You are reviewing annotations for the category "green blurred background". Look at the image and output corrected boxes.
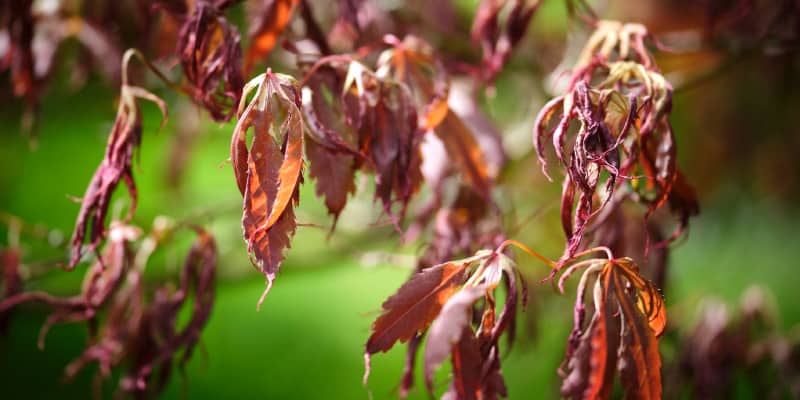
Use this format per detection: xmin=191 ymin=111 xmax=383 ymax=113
xmin=2 ymin=0 xmax=800 ymax=399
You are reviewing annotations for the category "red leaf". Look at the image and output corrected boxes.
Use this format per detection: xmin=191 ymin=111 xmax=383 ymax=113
xmin=450 ymin=325 xmax=482 ymax=400
xmin=69 ymin=82 xmax=167 ymax=270
xmin=559 ymin=259 xmax=665 ymax=400
xmin=366 ymin=260 xmax=471 ymax=355
xmin=232 ymin=71 xmax=304 ymax=302
xmin=362 ymin=84 xmax=423 ymax=220
xmin=611 ymin=262 xmax=662 ymax=399
xmin=305 ymin=137 xmax=355 ymax=225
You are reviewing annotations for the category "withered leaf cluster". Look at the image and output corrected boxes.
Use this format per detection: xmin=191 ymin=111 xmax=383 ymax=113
xmin=528 ymin=21 xmax=691 ymax=399
xmin=533 ymin=21 xmax=699 ymax=267
xmin=0 ymin=221 xmax=218 ymax=397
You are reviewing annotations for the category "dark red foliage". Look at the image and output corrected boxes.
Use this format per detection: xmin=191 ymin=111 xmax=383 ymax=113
xmin=176 ymin=0 xmax=244 ymax=122
xmin=362 ymin=82 xmax=423 ymax=221
xmin=471 ymin=0 xmax=541 ymax=83
xmin=68 ymin=76 xmax=167 ymax=270
xmin=1 ymin=0 xmax=36 ymax=106
xmin=670 ymin=287 xmax=800 ymax=399
xmin=0 ymin=4 xmax=721 ymax=399
xmin=0 ymin=222 xmax=218 ymax=397
xmin=377 ymin=36 xmax=495 ymax=202
xmin=0 ymin=247 xmax=22 ymax=334
xmin=300 ymin=54 xmax=424 ymax=224
xmin=559 ymin=258 xmax=665 ymax=400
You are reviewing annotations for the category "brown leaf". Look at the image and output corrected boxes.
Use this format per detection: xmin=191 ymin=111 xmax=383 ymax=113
xmin=611 ymin=261 xmax=662 ymax=399
xmin=366 ymin=260 xmax=471 ymax=355
xmin=177 ymin=0 xmax=244 ymax=122
xmin=559 ymin=259 xmax=665 ymax=400
xmin=305 ymin=137 xmax=355 ymax=225
xmin=69 ymin=80 xmax=167 ymax=270
xmin=434 ymin=111 xmax=493 ymax=201
xmin=232 ymin=71 xmax=304 ymax=302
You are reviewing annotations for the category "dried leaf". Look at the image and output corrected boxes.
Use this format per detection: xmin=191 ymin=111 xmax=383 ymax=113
xmin=232 ymin=70 xmax=304 ymax=302
xmin=559 ymin=258 xmax=665 ymax=400
xmin=69 ymin=73 xmax=167 ymax=270
xmin=177 ymin=0 xmax=244 ymax=122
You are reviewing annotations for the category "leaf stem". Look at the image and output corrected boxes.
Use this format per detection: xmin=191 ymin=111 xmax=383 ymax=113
xmin=121 ymin=48 xmax=185 ymax=95
xmin=496 ymin=239 xmax=557 ymax=268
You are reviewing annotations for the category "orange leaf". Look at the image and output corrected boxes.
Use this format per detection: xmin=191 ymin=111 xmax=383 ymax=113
xmin=610 ymin=261 xmax=662 ymax=399
xmin=244 ymin=0 xmax=299 ymax=74
xmin=560 ymin=259 xmax=665 ymax=400
xmin=232 ymin=71 xmax=304 ymax=301
xmin=434 ymin=111 xmax=493 ymax=200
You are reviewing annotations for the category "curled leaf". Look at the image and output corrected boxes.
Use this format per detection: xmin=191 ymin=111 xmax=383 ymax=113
xmin=424 ymin=284 xmax=487 ymax=390
xmin=177 ymin=0 xmax=244 ymax=122
xmin=231 ymin=70 xmax=304 ymax=305
xmin=471 ymin=0 xmax=541 ymax=82
xmin=69 ymin=52 xmax=167 ymax=270
xmin=559 ymin=258 xmax=665 ymax=400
